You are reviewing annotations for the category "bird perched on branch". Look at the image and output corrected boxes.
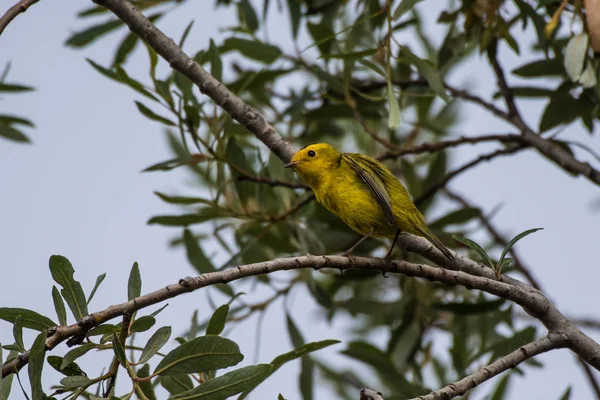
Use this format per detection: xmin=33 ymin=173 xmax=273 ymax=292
xmin=285 ymin=143 xmax=453 ymax=260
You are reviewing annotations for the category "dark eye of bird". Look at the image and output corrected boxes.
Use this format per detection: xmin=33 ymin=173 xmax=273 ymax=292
xmin=308 ymin=150 xmax=316 ymax=157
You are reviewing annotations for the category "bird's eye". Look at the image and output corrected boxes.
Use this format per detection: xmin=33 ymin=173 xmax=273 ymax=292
xmin=308 ymin=150 xmax=316 ymax=157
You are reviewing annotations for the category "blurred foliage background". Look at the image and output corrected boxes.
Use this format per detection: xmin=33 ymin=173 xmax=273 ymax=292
xmin=2 ymin=0 xmax=600 ymax=399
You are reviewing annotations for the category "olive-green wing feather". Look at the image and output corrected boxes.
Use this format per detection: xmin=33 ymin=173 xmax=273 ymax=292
xmin=342 ymin=154 xmax=395 ymax=226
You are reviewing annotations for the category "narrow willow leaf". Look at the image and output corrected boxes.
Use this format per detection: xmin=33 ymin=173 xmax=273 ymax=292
xmin=65 ymin=19 xmax=124 ymax=47
xmin=130 ymin=316 xmax=156 ymax=334
xmin=0 ymin=124 xmax=30 ymax=143
xmin=287 ymin=0 xmax=301 ymax=39
xmin=150 ymin=304 xmax=169 ymax=317
xmin=564 ymin=34 xmax=588 ymax=82
xmin=179 ymin=20 xmax=195 ymax=48
xmin=323 ymin=48 xmax=378 ymax=60
xmin=61 ymin=344 xmax=96 ymax=369
xmin=28 ymin=332 xmax=47 ymax=399
xmin=559 ymin=386 xmax=572 ymax=400
xmin=0 ymin=115 xmax=34 ymax=127
xmin=209 ymin=39 xmax=223 ymax=82
xmin=0 ymin=83 xmax=34 ymax=92
xmin=399 ymin=47 xmax=450 ymax=102
xmin=128 ymin=262 xmax=141 ymax=301
xmin=51 ymin=286 xmax=68 ymax=326
xmin=139 ymin=326 xmax=171 ymax=364
xmin=112 ymin=332 xmax=127 ymax=367
xmin=87 ymin=273 xmax=106 ymax=305
xmin=47 ymin=356 xmax=85 ymax=377
xmin=499 ymin=228 xmax=543 ymax=264
xmin=452 ymin=235 xmax=494 ymax=269
xmin=153 ymin=336 xmax=243 ymax=376
xmin=60 ymin=376 xmax=92 ymax=388
xmin=184 ymin=229 xmax=217 ymax=274
xmin=490 ymin=374 xmax=511 ymax=400
xmin=271 ymin=340 xmax=340 ymax=373
xmin=160 ymin=374 xmax=194 ymax=395
xmin=429 ymin=207 xmax=481 ymax=229
xmin=432 ymin=299 xmax=505 ymax=314
xmin=170 ymin=364 xmax=272 ymax=400
xmin=135 ymin=101 xmax=176 ymax=126
xmin=154 ymin=192 xmax=214 ymax=205
xmin=206 ymin=304 xmax=229 ymax=335
xmin=112 ymin=32 xmax=138 ymax=66
xmin=49 ymin=255 xmax=89 ymax=321
xmin=393 ymin=0 xmax=425 ymax=20
xmin=386 ymin=79 xmax=401 ymax=130
xmin=222 ymin=38 xmax=282 ymax=63
xmin=0 ymin=308 xmax=56 ymax=332
xmin=12 ymin=316 xmax=24 ymax=352
xmin=137 ymin=364 xmax=157 ymax=400
xmin=0 ymin=349 xmax=17 ymax=399
xmin=148 ymin=208 xmax=233 ymax=226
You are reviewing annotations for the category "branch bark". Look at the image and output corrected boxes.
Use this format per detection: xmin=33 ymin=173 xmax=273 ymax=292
xmin=0 ymin=0 xmax=39 ymax=36
xmin=91 ymin=0 xmax=296 ymax=164
xmin=410 ymin=334 xmax=567 ymax=400
xmin=3 ymin=252 xmax=600 ymax=380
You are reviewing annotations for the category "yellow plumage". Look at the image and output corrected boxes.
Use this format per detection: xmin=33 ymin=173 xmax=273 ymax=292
xmin=285 ymin=143 xmax=453 ymax=260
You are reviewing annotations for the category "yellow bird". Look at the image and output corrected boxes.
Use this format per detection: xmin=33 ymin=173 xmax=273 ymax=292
xmin=285 ymin=143 xmax=453 ymax=260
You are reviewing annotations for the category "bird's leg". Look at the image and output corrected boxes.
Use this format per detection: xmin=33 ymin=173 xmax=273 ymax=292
xmin=384 ymin=229 xmax=401 ymax=260
xmin=342 ymin=229 xmax=375 ymax=257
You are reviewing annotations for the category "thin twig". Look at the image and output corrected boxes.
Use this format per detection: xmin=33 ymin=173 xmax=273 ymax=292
xmin=410 ymin=334 xmax=567 ymax=400
xmin=376 ymin=133 xmax=524 ymax=161
xmin=0 ymin=0 xmax=40 ymax=36
xmin=415 ymin=143 xmax=529 ymax=206
xmin=103 ymin=312 xmax=132 ymax=397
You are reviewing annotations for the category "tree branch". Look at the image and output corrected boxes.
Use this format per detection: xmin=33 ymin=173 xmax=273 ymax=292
xmin=410 ymin=334 xmax=567 ymax=400
xmin=91 ymin=0 xmax=296 ymax=163
xmin=376 ymin=133 xmax=524 ymax=161
xmin=4 ymin=251 xmax=600 ymax=377
xmin=0 ymin=0 xmax=39 ymax=36
xmin=360 ymin=388 xmax=385 ymax=400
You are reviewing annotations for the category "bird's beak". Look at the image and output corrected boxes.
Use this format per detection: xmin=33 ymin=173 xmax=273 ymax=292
xmin=284 ymin=161 xmax=299 ymax=168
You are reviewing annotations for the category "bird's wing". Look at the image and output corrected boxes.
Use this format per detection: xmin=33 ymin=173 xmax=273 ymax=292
xmin=342 ymin=154 xmax=395 ymax=226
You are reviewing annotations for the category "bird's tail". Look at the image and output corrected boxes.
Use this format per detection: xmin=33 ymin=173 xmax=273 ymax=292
xmin=413 ymin=225 xmax=454 ymax=260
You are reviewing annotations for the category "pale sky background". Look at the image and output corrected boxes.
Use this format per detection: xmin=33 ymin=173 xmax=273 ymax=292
xmin=1 ymin=1 xmax=600 ymax=399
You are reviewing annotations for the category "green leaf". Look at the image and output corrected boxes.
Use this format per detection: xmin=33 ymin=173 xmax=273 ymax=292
xmin=499 ymin=228 xmax=543 ymax=264
xmin=128 ymin=262 xmax=142 ymax=301
xmin=238 ymin=0 xmax=259 ymax=33
xmin=28 ymin=332 xmax=47 ymax=399
xmin=148 ymin=208 xmax=233 ymax=226
xmin=154 ymin=192 xmax=214 ymax=205
xmin=115 ymin=65 xmax=159 ymax=101
xmin=512 ymin=59 xmax=565 ymax=78
xmin=559 ymin=386 xmax=572 ymax=400
xmin=0 ymin=124 xmax=30 ymax=143
xmin=49 ymin=255 xmax=89 ymax=321
xmin=142 ymin=155 xmax=212 ymax=173
xmin=323 ymin=48 xmax=378 ymax=60
xmin=135 ymin=101 xmax=176 ymax=126
xmin=539 ymin=93 xmax=579 ymax=132
xmin=51 ymin=286 xmax=68 ymax=326
xmin=47 ymin=356 xmax=85 ymax=377
xmin=490 ymin=374 xmax=511 ymax=400
xmin=0 ymin=114 xmax=34 ymax=127
xmin=286 ymin=314 xmax=305 ymax=349
xmin=65 ymin=18 xmax=124 ymax=47
xmin=179 ymin=20 xmax=195 ymax=48
xmin=160 ymin=374 xmax=194 ymax=395
xmin=564 ymin=34 xmax=588 ymax=82
xmin=184 ymin=229 xmax=216 ymax=274
xmin=393 ymin=0 xmax=425 ymax=20
xmin=299 ymin=357 xmax=313 ymax=400
xmin=0 ymin=83 xmax=34 ymax=92
xmin=452 ymin=235 xmax=494 ymax=269
xmin=61 ymin=344 xmax=96 ymax=369
xmin=222 ymin=38 xmax=281 ymax=63
xmin=306 ymin=22 xmax=334 ymax=56
xmin=287 ymin=0 xmax=301 ymax=39
xmin=112 ymin=332 xmax=127 ymax=367
xmin=130 ymin=316 xmax=156 ymax=334
xmin=432 ymin=299 xmax=505 ymax=314
xmin=153 ymin=336 xmax=243 ymax=376
xmin=270 ymin=340 xmax=340 ymax=374
xmin=206 ymin=304 xmax=229 ymax=335
xmin=209 ymin=39 xmax=223 ymax=82
xmin=87 ymin=273 xmax=106 ymax=305
xmin=0 ymin=349 xmax=17 ymax=399
xmin=429 ymin=207 xmax=481 ymax=229
xmin=138 ymin=364 xmax=157 ymax=400
xmin=170 ymin=364 xmax=272 ymax=400
xmin=60 ymin=376 xmax=92 ymax=388
xmin=112 ymin=32 xmax=139 ymax=66
xmin=0 ymin=308 xmax=56 ymax=332
xmin=12 ymin=316 xmax=24 ymax=352
xmin=139 ymin=326 xmax=172 ymax=364
xmin=398 ymin=47 xmax=450 ymax=102
xmin=386 ymin=79 xmax=401 ymax=130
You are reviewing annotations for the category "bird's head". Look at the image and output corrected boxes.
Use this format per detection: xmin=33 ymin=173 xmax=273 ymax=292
xmin=284 ymin=143 xmax=341 ymax=186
